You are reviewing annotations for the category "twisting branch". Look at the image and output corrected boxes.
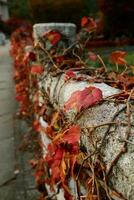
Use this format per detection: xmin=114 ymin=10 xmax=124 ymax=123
xmin=106 ymin=88 xmax=134 ymax=178
xmin=36 ymin=42 xmax=62 ymax=72
xmin=76 ymin=151 xmax=97 ymax=181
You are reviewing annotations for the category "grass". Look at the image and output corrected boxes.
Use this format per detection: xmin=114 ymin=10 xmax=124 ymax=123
xmin=126 ymin=52 xmax=134 ymax=65
xmin=86 ymin=47 xmax=134 ymax=72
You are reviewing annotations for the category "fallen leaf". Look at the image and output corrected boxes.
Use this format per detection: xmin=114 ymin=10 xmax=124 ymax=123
xmin=64 ymin=86 xmax=103 ymax=112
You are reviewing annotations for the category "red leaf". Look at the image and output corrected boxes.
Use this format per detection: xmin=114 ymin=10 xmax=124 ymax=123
xmin=81 ymin=16 xmax=89 ymax=27
xmin=31 ymin=65 xmax=44 ymax=74
xmin=45 ymin=145 xmax=64 ymax=185
xmin=15 ymin=94 xmax=26 ymax=102
xmin=65 ymin=70 xmax=76 ymax=80
xmin=35 ymin=170 xmax=44 ymax=184
xmin=51 ymin=166 xmax=61 ymax=184
xmin=46 ymin=145 xmax=63 ymax=165
xmin=63 ymin=125 xmax=80 ymax=144
xmin=33 ymin=120 xmax=41 ymax=132
xmin=110 ymin=51 xmax=127 ymax=65
xmin=64 ymin=86 xmax=103 ymax=112
xmin=45 ymin=30 xmax=61 ymax=46
xmin=81 ymin=17 xmax=97 ymax=32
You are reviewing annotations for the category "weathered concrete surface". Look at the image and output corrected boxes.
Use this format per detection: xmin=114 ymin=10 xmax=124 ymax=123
xmin=0 ymin=42 xmax=40 ymax=199
xmin=0 ymin=42 xmax=16 ymax=185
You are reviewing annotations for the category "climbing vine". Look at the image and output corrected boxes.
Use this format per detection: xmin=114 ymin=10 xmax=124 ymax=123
xmin=10 ymin=17 xmax=134 ymax=200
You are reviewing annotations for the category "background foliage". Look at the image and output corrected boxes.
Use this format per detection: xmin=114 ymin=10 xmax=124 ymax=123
xmin=8 ymin=0 xmax=30 ymax=19
xmin=98 ymin=0 xmax=134 ymax=38
xmin=27 ymin=0 xmax=94 ymax=28
xmin=8 ymin=0 xmax=134 ymax=38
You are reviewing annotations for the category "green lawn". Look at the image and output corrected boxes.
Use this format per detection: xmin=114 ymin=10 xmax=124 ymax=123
xmin=126 ymin=51 xmax=134 ymax=65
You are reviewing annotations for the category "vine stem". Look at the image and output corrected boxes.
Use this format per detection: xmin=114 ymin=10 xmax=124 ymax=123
xmin=82 ymin=121 xmax=117 ymax=130
xmin=97 ymin=54 xmax=107 ymax=72
xmin=37 ymin=42 xmax=62 ymax=72
xmin=76 ymin=151 xmax=97 ymax=181
xmin=116 ymin=63 xmax=119 ymax=72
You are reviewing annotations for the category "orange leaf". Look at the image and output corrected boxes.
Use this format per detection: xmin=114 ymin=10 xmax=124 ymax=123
xmin=64 ymin=86 xmax=103 ymax=112
xmin=110 ymin=51 xmax=127 ymax=65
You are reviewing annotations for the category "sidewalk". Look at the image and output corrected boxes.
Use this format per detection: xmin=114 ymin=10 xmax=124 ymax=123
xmin=0 ymin=42 xmax=39 ymax=200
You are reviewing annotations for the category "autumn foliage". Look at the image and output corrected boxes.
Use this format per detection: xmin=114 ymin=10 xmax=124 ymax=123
xmin=10 ymin=25 xmax=33 ymax=116
xmin=10 ymin=16 xmax=134 ymax=200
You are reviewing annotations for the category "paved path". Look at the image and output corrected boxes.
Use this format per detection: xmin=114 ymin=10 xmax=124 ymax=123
xmin=0 ymin=42 xmax=39 ymax=200
xmin=0 ymin=42 xmax=16 ymax=186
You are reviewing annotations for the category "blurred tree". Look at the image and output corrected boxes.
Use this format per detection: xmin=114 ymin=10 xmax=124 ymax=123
xmin=98 ymin=0 xmax=134 ymax=39
xmin=28 ymin=0 xmax=98 ymax=28
xmin=8 ymin=0 xmax=30 ymax=20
